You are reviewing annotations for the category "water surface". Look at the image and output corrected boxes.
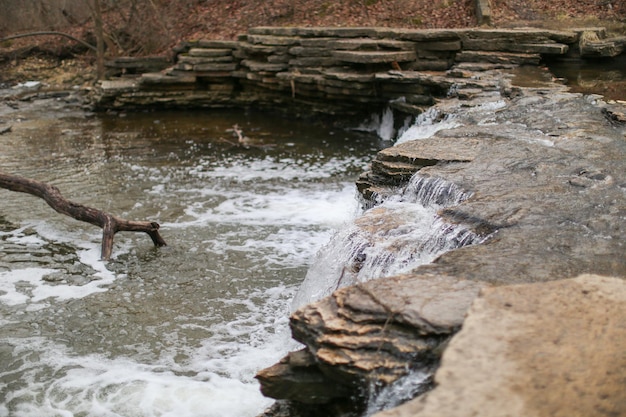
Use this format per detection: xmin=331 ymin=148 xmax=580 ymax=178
xmin=0 ymin=99 xmax=383 ymax=416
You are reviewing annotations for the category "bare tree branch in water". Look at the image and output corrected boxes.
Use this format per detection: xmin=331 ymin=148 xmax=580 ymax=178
xmin=0 ymin=172 xmax=166 ymax=260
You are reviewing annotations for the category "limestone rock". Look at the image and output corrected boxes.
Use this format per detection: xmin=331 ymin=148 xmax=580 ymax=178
xmin=455 ymin=50 xmax=541 ymax=65
xmin=332 ymin=50 xmax=417 ymax=64
xmin=138 ymin=72 xmax=197 ymax=88
xmin=187 ymin=48 xmax=233 ymax=57
xmin=256 ymin=274 xmax=486 ymax=405
xmin=375 ymin=275 xmax=626 ymax=417
xmin=256 ymin=349 xmax=354 ymax=404
xmin=357 ymin=136 xmax=479 ymax=196
xmin=330 ymin=38 xmax=416 ymax=51
xmin=197 ymin=39 xmax=239 ymax=49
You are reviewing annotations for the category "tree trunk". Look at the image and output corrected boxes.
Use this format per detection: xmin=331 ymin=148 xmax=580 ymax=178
xmin=92 ymin=0 xmax=105 ymax=80
xmin=0 ymin=172 xmax=166 ymax=260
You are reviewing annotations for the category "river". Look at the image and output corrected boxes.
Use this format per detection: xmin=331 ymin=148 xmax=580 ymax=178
xmin=1 ymin=55 xmax=624 ymax=416
xmin=0 ymin=95 xmax=384 ymax=417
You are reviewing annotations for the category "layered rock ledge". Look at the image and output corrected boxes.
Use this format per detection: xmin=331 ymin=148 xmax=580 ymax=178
xmin=256 ymin=64 xmax=626 ymax=416
xmin=93 ymin=26 xmax=625 ymax=117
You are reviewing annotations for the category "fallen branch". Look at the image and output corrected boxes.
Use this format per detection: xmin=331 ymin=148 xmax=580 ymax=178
xmin=0 ymin=31 xmax=97 ymax=52
xmin=0 ymin=172 xmax=166 ymax=260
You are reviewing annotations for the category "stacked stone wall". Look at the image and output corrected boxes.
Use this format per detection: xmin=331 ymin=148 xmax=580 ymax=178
xmin=96 ymin=26 xmax=624 ymax=115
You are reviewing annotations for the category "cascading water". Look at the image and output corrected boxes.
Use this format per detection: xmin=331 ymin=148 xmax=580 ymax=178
xmin=355 ymin=106 xmax=398 ymax=142
xmin=363 ymin=369 xmax=433 ymax=417
xmin=291 ymin=173 xmax=482 ymax=309
xmin=395 ymin=107 xmax=460 ymax=145
xmin=292 ymin=102 xmax=487 ymax=310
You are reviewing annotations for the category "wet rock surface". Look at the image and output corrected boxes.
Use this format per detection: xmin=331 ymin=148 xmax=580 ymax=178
xmin=257 ymin=273 xmax=487 ymax=415
xmin=257 ymin=67 xmax=626 ymax=416
xmin=375 ymin=274 xmax=626 ymax=417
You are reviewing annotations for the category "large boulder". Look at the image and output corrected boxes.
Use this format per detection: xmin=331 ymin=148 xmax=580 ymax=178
xmin=375 ymin=274 xmax=626 ymax=417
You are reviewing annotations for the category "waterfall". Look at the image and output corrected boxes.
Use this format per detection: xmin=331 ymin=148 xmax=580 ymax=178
xmin=355 ymin=106 xmax=396 ymax=141
xmin=364 ymin=369 xmax=433 ymax=416
xmin=291 ymin=174 xmax=482 ymax=310
xmin=396 ymin=107 xmax=460 ymax=145
xmin=387 ymin=174 xmax=472 ymax=206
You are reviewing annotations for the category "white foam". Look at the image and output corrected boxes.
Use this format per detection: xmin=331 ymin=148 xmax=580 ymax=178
xmin=3 ymin=283 xmax=299 ymax=417
xmin=207 ymin=228 xmax=336 ymax=269
xmin=2 ymin=338 xmax=272 ymax=417
xmin=167 ymin=182 xmax=359 ymax=229
xmin=396 ymin=108 xmax=461 ymax=144
xmin=187 ymin=155 xmax=368 ymax=182
xmin=0 ymin=268 xmax=58 ymax=306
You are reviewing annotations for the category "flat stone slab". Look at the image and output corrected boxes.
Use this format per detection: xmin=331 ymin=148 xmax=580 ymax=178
xmin=332 ymin=50 xmax=417 ymax=64
xmin=188 ymin=48 xmax=233 ymax=57
xmin=459 ymin=28 xmax=579 ymax=44
xmin=139 ymin=73 xmax=197 ymax=86
xmin=330 ymin=38 xmax=416 ymax=51
xmin=247 ymin=34 xmax=302 ymax=46
xmin=377 ymin=137 xmax=481 ymax=165
xmin=376 ymin=274 xmax=626 ymax=417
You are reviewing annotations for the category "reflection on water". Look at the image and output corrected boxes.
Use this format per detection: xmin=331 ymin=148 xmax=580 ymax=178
xmin=0 ymin=102 xmax=383 ymax=416
xmin=546 ymin=55 xmax=626 ymax=100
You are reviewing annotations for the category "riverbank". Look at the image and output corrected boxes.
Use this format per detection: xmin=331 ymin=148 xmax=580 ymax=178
xmin=1 ymin=0 xmax=625 ymax=91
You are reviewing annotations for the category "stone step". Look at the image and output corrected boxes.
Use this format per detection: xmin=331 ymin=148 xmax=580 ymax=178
xmin=247 ymin=34 xmax=302 ymax=46
xmin=178 ymin=55 xmax=234 ymax=64
xmin=579 ymin=33 xmax=626 ymax=57
xmin=241 ymin=60 xmax=289 ymax=72
xmin=288 ymin=57 xmax=342 ymax=67
xmin=463 ymin=40 xmax=569 ymax=54
xmin=322 ymin=70 xmax=376 ymax=83
xmin=330 ymin=38 xmax=416 ymax=51
xmin=239 ymin=42 xmax=289 ymax=55
xmin=375 ymin=137 xmax=478 ymax=166
xmin=415 ymin=40 xmax=462 ymax=51
xmin=288 ymin=46 xmax=332 ymax=57
xmin=138 ymin=73 xmax=197 ymax=90
xmin=455 ymin=50 xmax=541 ymax=65
xmin=188 ymin=48 xmax=233 ymax=57
xmin=460 ymin=28 xmax=579 ymax=44
xmin=332 ymin=50 xmax=417 ymax=64
xmin=188 ymin=62 xmax=238 ymax=72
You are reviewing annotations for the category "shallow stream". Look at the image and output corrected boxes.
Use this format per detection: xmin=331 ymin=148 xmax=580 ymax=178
xmin=0 ymin=98 xmax=384 ymax=416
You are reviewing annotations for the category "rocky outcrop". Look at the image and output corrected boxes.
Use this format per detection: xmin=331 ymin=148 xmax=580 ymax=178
xmin=257 ymin=274 xmax=487 ymax=415
xmin=256 ymin=66 xmax=626 ymax=416
xmin=579 ymin=30 xmax=626 ymax=57
xmin=375 ymin=274 xmax=626 ymax=417
xmin=357 ymin=136 xmax=480 ymax=199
